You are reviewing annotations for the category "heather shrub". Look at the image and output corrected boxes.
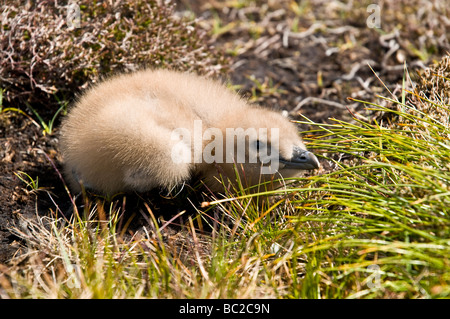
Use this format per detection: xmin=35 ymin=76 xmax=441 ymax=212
xmin=0 ymin=0 xmax=228 ymax=111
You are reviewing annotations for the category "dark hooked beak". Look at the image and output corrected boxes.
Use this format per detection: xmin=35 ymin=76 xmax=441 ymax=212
xmin=280 ymin=146 xmax=320 ymax=170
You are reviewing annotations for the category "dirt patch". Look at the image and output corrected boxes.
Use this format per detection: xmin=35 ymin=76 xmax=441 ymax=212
xmin=0 ymin=114 xmax=51 ymax=261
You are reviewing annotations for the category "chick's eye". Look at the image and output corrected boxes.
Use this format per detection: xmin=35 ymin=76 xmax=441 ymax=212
xmin=255 ymin=140 xmax=264 ymax=151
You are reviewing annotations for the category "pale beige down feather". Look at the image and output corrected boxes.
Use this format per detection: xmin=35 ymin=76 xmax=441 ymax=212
xmin=60 ymin=69 xmax=319 ymax=195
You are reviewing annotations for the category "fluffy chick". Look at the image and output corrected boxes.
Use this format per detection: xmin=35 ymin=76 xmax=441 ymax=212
xmin=60 ymin=69 xmax=319 ymax=195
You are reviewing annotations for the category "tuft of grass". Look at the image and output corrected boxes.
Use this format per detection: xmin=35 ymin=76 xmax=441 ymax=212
xmin=25 ymin=101 xmax=67 ymax=136
xmin=246 ymin=75 xmax=287 ymax=103
xmin=14 ymin=171 xmax=40 ymax=193
xmin=288 ymin=69 xmax=450 ymax=298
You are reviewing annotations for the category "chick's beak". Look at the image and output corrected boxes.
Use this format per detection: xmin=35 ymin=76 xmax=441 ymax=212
xmin=280 ymin=146 xmax=320 ymax=170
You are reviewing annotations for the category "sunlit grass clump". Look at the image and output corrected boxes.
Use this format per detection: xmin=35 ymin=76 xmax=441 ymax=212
xmin=290 ymin=103 xmax=449 ymax=298
xmin=289 ymin=60 xmax=450 ymax=298
xmin=1 ymin=60 xmax=449 ymax=298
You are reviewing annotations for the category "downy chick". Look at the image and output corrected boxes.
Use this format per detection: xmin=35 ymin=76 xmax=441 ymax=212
xmin=60 ymin=69 xmax=319 ymax=195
